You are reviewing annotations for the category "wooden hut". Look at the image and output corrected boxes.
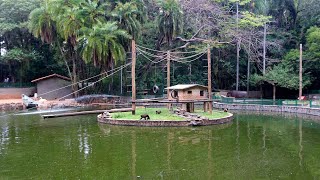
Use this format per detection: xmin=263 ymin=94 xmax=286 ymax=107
xmin=31 ymin=74 xmax=73 ymax=100
xmin=165 ymin=84 xmax=211 ymax=112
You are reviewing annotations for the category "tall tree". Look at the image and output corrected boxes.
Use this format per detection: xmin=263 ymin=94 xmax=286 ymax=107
xmin=111 ymin=1 xmax=144 ymax=40
xmin=157 ymin=0 xmax=183 ymax=48
xmin=78 ymin=22 xmax=130 ymax=69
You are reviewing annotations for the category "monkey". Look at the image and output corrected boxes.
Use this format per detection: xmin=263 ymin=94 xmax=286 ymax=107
xmin=156 ymin=110 xmax=161 ymax=114
xmin=140 ymin=114 xmax=150 ymax=120
xmin=223 ymin=108 xmax=228 ymax=112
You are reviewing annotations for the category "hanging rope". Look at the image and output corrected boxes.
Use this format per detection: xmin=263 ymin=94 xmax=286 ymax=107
xmin=136 ymin=47 xmax=166 ymax=59
xmin=37 ymin=63 xmax=132 ymax=97
xmin=136 ymin=44 xmax=168 ymax=53
xmin=171 ymin=52 xmax=206 ymax=64
xmin=171 ymin=49 xmax=207 ymax=54
xmin=137 ymin=50 xmax=166 ymax=64
xmin=57 ymin=63 xmax=131 ymax=101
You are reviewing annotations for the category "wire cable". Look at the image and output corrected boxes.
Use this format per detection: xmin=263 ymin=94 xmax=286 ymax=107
xmin=136 ymin=47 xmax=166 ymax=59
xmin=170 ymin=51 xmax=206 ymax=61
xmin=171 ymin=52 xmax=205 ymax=63
xmin=37 ymin=63 xmax=130 ymax=97
xmin=138 ymin=51 xmax=167 ymax=64
xmin=57 ymin=63 xmax=131 ymax=101
xmin=171 ymin=49 xmax=207 ymax=54
xmin=136 ymin=44 xmax=168 ymax=53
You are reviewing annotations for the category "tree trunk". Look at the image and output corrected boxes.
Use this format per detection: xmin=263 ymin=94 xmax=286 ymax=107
xmin=247 ymin=38 xmax=251 ymax=92
xmin=263 ymin=0 xmax=267 ymax=75
xmin=57 ymin=41 xmax=72 ymax=80
xmin=72 ymin=52 xmax=78 ymax=98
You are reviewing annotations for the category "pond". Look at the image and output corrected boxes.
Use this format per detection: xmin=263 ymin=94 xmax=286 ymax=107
xmin=1 ymin=111 xmax=320 ymax=179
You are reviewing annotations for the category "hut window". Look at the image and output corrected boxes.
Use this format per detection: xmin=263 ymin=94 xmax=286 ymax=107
xmin=200 ymin=90 xmax=204 ymax=96
xmin=188 ymin=91 xmax=192 ymax=94
xmin=174 ymin=91 xmax=178 ymax=97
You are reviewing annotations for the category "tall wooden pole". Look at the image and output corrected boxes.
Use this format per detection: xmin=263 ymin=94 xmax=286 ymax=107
xmin=167 ymin=51 xmax=171 ymax=109
xmin=273 ymin=83 xmax=276 ymax=104
xmin=120 ymin=68 xmax=123 ymax=95
xmin=208 ymin=46 xmax=212 ymax=113
xmin=299 ymin=44 xmax=303 ymax=99
xmin=236 ymin=1 xmax=240 ymax=91
xmin=131 ymin=40 xmax=136 ymax=115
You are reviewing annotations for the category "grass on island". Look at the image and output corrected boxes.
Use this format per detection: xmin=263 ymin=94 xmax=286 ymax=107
xmin=111 ymin=108 xmax=230 ymax=121
xmin=111 ymin=108 xmax=184 ymax=121
xmin=194 ymin=109 xmax=230 ymax=119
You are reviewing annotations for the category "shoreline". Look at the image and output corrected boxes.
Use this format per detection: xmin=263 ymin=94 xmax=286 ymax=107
xmin=0 ymin=98 xmax=84 ymax=111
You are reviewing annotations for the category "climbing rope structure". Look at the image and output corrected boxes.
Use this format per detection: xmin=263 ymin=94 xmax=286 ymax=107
xmin=127 ymin=40 xmax=212 ymax=114
xmin=20 ymin=40 xmax=212 ymax=115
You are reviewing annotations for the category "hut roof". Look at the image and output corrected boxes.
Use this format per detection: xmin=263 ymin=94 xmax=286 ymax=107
xmin=31 ymin=74 xmax=71 ymax=83
xmin=165 ymin=84 xmax=208 ymax=90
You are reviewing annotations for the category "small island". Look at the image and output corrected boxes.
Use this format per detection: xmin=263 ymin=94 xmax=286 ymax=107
xmin=98 ymin=107 xmax=233 ymax=127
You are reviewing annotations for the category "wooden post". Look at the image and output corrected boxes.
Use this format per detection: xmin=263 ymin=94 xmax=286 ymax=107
xmin=299 ymin=44 xmax=303 ymax=100
xmin=273 ymin=83 xmax=276 ymax=104
xmin=167 ymin=51 xmax=171 ymax=109
xmin=207 ymin=46 xmax=212 ymax=113
xmin=131 ymin=40 xmax=136 ymax=115
xmin=120 ymin=67 xmax=123 ymax=95
xmin=236 ymin=1 xmax=240 ymax=91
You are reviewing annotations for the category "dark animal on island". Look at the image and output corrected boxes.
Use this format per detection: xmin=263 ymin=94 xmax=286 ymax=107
xmin=140 ymin=114 xmax=150 ymax=120
xmin=224 ymin=108 xmax=228 ymax=112
xmin=156 ymin=110 xmax=161 ymax=114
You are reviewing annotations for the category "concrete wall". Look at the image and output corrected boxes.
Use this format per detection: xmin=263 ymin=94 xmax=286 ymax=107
xmin=36 ymin=77 xmax=73 ymax=100
xmin=0 ymin=87 xmax=36 ymax=99
xmin=168 ymin=88 xmax=208 ymax=101
xmin=213 ymin=102 xmax=320 ymax=116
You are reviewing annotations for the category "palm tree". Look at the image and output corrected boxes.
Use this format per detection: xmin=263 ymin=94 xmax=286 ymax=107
xmin=28 ymin=2 xmax=56 ymax=44
xmin=78 ymin=22 xmax=131 ymax=70
xmin=157 ymin=0 xmax=183 ymax=47
xmin=111 ymin=1 xmax=144 ymax=40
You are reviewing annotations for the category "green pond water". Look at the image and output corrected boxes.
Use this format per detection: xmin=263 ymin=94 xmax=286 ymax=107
xmin=1 ymin=112 xmax=320 ymax=179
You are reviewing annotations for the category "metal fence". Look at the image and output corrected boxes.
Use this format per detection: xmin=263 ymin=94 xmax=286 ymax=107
xmin=215 ymin=96 xmax=320 ymax=108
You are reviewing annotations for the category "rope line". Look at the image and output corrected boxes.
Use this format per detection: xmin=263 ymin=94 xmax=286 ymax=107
xmin=170 ymin=51 xmax=206 ymax=61
xmin=137 ymin=44 xmax=207 ymax=55
xmin=57 ymin=63 xmax=131 ymax=101
xmin=138 ymin=51 xmax=167 ymax=64
xmin=171 ymin=53 xmax=205 ymax=63
xmin=38 ymin=63 xmax=131 ymax=97
xmin=136 ymin=44 xmax=168 ymax=53
xmin=136 ymin=47 xmax=166 ymax=59
xmin=170 ymin=49 xmax=207 ymax=54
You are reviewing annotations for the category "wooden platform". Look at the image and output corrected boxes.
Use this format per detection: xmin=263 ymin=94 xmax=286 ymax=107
xmin=42 ymin=108 xmax=133 ymax=119
xmin=133 ymin=99 xmax=213 ymax=103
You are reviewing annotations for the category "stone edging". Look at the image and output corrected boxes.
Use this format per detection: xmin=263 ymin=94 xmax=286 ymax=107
xmin=97 ymin=112 xmax=233 ymax=127
xmin=213 ymin=102 xmax=320 ymax=116
xmin=0 ymin=103 xmax=24 ymax=111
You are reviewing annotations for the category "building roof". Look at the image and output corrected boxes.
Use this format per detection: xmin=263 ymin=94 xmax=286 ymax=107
xmin=31 ymin=74 xmax=71 ymax=83
xmin=165 ymin=84 xmax=208 ymax=90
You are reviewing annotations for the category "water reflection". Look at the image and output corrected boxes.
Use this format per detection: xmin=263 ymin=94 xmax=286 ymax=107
xmin=78 ymin=125 xmax=91 ymax=159
xmin=0 ymin=113 xmax=320 ymax=179
xmin=299 ymin=119 xmax=303 ymax=167
xmin=0 ymin=122 xmax=9 ymax=154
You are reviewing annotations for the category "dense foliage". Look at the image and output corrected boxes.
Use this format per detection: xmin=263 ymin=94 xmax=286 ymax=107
xmin=0 ymin=0 xmax=319 ymax=97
